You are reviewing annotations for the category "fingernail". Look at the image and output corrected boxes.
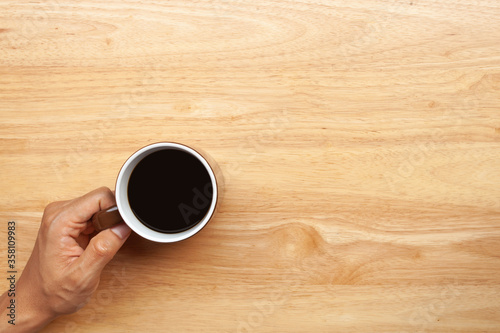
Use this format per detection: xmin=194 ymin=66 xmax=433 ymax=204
xmin=110 ymin=223 xmax=131 ymax=239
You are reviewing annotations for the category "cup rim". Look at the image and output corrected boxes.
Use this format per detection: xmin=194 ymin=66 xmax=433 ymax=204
xmin=115 ymin=142 xmax=218 ymax=242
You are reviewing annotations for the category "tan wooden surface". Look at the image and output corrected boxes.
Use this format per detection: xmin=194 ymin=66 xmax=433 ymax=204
xmin=1 ymin=0 xmax=500 ymax=332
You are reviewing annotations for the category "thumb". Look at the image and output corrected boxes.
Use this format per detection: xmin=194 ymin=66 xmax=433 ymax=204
xmin=78 ymin=223 xmax=131 ymax=276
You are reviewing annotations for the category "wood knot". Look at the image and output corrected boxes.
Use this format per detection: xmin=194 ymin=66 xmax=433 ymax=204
xmin=272 ymin=223 xmax=325 ymax=260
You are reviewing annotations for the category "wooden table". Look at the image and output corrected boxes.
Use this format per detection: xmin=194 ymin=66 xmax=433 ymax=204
xmin=1 ymin=1 xmax=499 ymax=332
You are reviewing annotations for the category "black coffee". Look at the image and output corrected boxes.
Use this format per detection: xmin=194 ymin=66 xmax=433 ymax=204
xmin=127 ymin=149 xmax=213 ymax=233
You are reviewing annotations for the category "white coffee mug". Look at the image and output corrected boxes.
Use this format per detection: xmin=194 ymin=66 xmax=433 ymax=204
xmin=91 ymin=142 xmax=222 ymax=243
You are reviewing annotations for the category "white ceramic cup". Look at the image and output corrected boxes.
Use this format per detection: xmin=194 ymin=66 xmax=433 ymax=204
xmin=91 ymin=142 xmax=221 ymax=243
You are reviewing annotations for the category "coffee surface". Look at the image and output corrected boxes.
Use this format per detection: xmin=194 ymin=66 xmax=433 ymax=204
xmin=127 ymin=149 xmax=213 ymax=233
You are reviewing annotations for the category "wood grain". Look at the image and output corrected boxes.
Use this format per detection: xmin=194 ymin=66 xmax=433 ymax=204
xmin=1 ymin=0 xmax=500 ymax=332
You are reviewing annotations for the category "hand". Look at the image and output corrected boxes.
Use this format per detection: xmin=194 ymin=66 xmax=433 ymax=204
xmin=0 ymin=187 xmax=131 ymax=332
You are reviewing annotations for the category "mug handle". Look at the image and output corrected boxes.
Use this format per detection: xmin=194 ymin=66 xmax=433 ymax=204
xmin=91 ymin=206 xmax=123 ymax=232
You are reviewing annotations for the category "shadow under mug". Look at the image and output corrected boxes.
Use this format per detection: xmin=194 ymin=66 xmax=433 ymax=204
xmin=91 ymin=142 xmax=223 ymax=243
